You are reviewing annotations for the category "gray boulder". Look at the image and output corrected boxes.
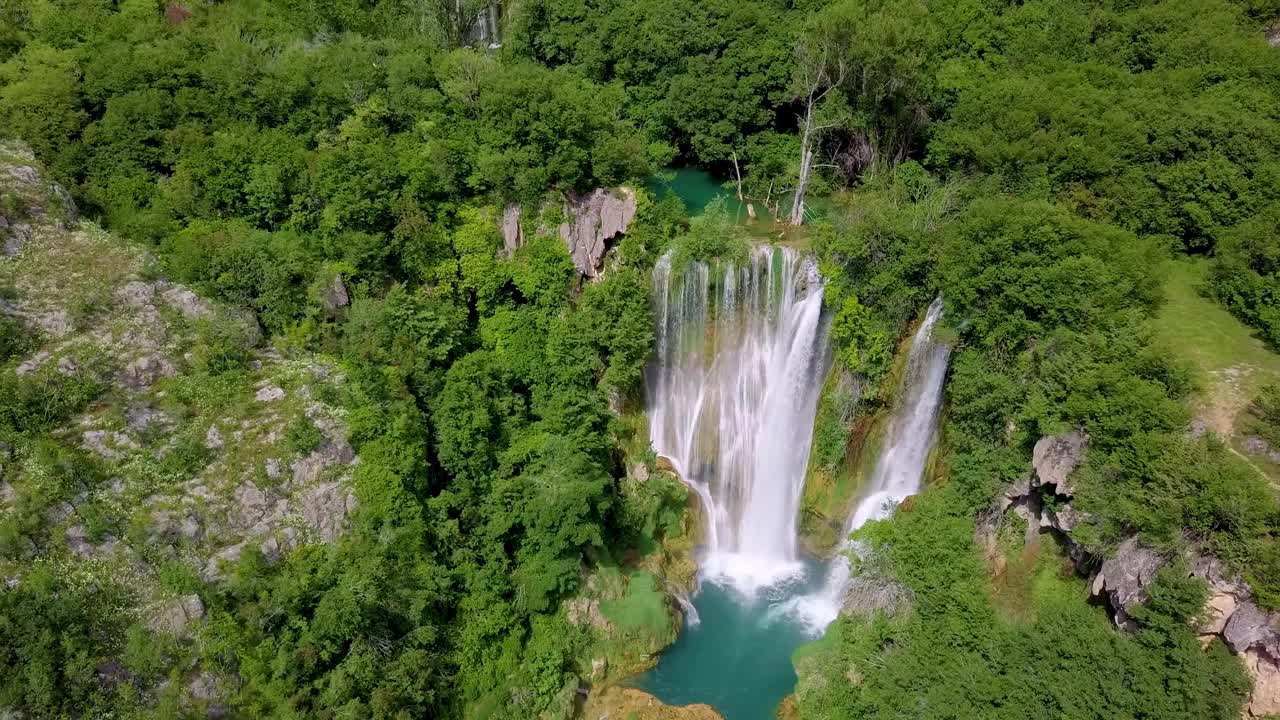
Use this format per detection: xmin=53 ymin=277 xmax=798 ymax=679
xmin=160 ymin=283 xmax=212 ymax=319
xmin=82 ymin=430 xmax=140 ymax=460
xmin=255 ymin=385 xmax=285 ymax=402
xmin=2 ymin=221 xmax=31 ymax=257
xmin=1093 ymin=538 xmax=1164 ymax=627
xmin=202 ymin=542 xmax=245 ymax=582
xmin=1224 ymin=600 xmax=1280 ymax=657
xmin=321 ymin=273 xmax=349 ymax=315
xmin=119 ymin=353 xmax=176 ymax=390
xmin=126 ymin=404 xmax=174 ymax=433
xmin=149 ymin=594 xmax=206 ymax=637
xmin=301 ymin=481 xmax=357 ymax=542
xmin=1032 ymin=431 xmax=1088 ymax=496
xmin=292 ymin=439 xmax=356 ymax=486
xmin=65 ymin=524 xmax=118 ymax=558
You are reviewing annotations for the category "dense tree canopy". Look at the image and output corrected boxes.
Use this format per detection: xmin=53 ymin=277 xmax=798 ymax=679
xmin=3 ymin=0 xmax=1280 ymax=718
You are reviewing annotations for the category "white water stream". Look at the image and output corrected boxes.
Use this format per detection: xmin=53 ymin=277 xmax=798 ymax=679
xmin=647 ymin=246 xmax=830 ymax=596
xmin=787 ymin=296 xmax=951 ymax=632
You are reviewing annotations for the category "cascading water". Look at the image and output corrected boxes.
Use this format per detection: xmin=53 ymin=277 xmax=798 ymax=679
xmin=647 ymin=246 xmax=830 ymax=595
xmin=788 ymin=296 xmax=951 ymax=633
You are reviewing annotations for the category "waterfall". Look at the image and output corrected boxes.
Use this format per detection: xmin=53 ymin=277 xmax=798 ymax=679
xmin=788 ymin=296 xmax=951 ymax=632
xmin=647 ymin=246 xmax=830 ymax=596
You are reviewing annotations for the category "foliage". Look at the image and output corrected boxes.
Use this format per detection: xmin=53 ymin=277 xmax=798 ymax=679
xmin=3 ymin=0 xmax=1280 ymax=716
xmin=284 ymin=415 xmax=325 ymax=456
xmin=1208 ymin=203 xmax=1280 ymax=347
xmin=0 ymin=564 xmax=144 ymax=717
xmin=796 ymin=488 xmax=1251 ymax=720
xmin=0 ymin=366 xmax=103 ymax=437
xmin=668 ymin=196 xmax=748 ymax=272
xmin=814 ymin=165 xmax=952 ymax=387
xmin=1246 ymin=382 xmax=1280 ymax=448
xmin=510 ymin=0 xmax=793 ymax=170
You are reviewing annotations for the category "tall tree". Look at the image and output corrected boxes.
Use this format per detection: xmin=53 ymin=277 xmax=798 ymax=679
xmin=789 ymin=32 xmax=848 ymax=225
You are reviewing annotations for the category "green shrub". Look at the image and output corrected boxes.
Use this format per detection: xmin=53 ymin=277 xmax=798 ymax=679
xmin=284 ymin=415 xmax=324 ymax=456
xmin=0 ymin=315 xmax=32 ymax=363
xmin=0 ymin=367 xmax=102 ymax=435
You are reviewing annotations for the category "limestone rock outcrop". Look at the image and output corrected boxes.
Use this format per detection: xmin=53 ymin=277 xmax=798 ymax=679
xmin=501 ymin=203 xmax=523 ymax=255
xmin=1091 ymin=538 xmax=1165 ymax=629
xmin=560 ymin=188 xmax=637 ymax=278
xmin=499 ymin=187 xmax=638 ymax=278
xmin=580 ymin=687 xmax=723 ymax=720
xmin=1031 ymin=431 xmax=1088 ymax=497
xmin=148 ymin=594 xmax=206 ymax=637
xmin=992 ymin=431 xmax=1090 ymax=544
xmin=1 ymin=140 xmax=363 ymax=716
xmin=985 ymin=429 xmax=1280 ymax=715
xmin=1186 ymin=555 xmax=1280 ymax=716
xmin=320 ymin=273 xmax=349 ymax=316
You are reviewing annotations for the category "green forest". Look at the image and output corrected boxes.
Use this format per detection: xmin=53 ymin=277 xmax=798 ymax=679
xmin=2 ymin=0 xmax=1280 ymax=718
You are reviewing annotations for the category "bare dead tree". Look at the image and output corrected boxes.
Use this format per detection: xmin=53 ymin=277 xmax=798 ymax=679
xmin=790 ymin=36 xmax=849 ymax=226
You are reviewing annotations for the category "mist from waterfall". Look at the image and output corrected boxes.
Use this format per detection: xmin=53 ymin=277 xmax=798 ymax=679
xmin=787 ymin=296 xmax=951 ymax=633
xmin=647 ymin=246 xmax=830 ymax=596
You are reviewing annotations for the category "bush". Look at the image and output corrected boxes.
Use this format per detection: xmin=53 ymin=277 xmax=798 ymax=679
xmin=0 ymin=367 xmax=102 ymax=436
xmin=284 ymin=415 xmax=325 ymax=456
xmin=0 ymin=315 xmax=32 ymax=363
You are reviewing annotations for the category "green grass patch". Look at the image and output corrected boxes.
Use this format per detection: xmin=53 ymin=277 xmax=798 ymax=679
xmin=1153 ymin=258 xmax=1280 ymax=402
xmin=1152 ymin=257 xmax=1280 ymax=484
xmin=601 ymin=571 xmax=670 ymax=634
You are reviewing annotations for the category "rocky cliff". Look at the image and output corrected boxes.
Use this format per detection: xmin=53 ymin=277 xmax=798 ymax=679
xmin=0 ymin=141 xmax=359 ymax=715
xmin=500 ymin=187 xmax=638 ymax=278
xmin=980 ymin=431 xmax=1280 ymax=716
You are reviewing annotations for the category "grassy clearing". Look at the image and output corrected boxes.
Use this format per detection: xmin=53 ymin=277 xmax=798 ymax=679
xmin=1151 ymin=258 xmax=1280 ymax=483
xmin=1153 ymin=258 xmax=1280 ymax=429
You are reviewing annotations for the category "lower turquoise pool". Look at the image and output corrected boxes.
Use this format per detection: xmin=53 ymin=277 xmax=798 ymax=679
xmin=632 ymin=558 xmax=825 ymax=719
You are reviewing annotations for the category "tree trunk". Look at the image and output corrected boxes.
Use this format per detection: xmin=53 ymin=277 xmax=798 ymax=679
xmin=732 ymin=150 xmax=743 ymax=201
xmin=791 ymin=102 xmax=815 ymax=226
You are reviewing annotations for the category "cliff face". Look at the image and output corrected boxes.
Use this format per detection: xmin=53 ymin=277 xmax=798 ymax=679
xmin=0 ymin=142 xmax=358 ymax=715
xmin=500 ymin=187 xmax=638 ymax=278
xmin=981 ymin=431 xmax=1280 ymax=716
